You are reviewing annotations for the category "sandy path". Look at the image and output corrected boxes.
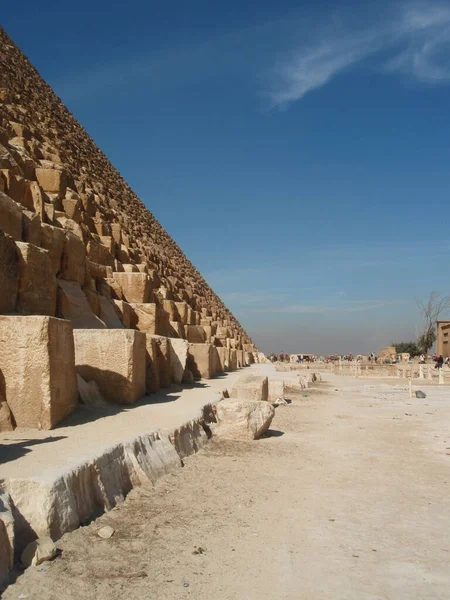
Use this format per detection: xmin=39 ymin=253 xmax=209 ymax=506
xmin=4 ymin=374 xmax=450 ymax=599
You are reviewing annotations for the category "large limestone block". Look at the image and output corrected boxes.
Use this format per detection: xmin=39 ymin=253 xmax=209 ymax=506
xmin=175 ymin=301 xmax=190 ymax=325
xmin=130 ymin=302 xmax=159 ymax=334
xmin=245 ymin=352 xmax=255 ymax=366
xmin=35 ymin=167 xmax=67 ymax=195
xmin=113 ymin=299 xmax=132 ymax=328
xmin=15 ymin=242 xmax=56 ymax=315
xmin=144 ymin=335 xmax=160 ymax=393
xmin=213 ymin=399 xmax=275 ymax=440
xmin=0 ymin=230 xmax=19 ymax=313
xmin=211 ymin=346 xmax=223 ymax=374
xmin=40 ymin=222 xmax=66 ymax=275
xmin=231 ymin=375 xmax=269 ymax=402
xmin=0 ymin=316 xmax=78 ymax=429
xmin=60 ymin=231 xmax=86 ymax=285
xmin=0 ymin=190 xmax=22 ymax=240
xmin=187 ymin=343 xmax=216 ymax=380
xmin=169 ymin=338 xmax=189 ymax=384
xmin=168 ymin=320 xmax=185 ymax=338
xmin=268 ymin=379 xmax=286 ymax=401
xmin=229 ymin=349 xmax=238 ymax=370
xmin=99 ymin=296 xmax=124 ymax=328
xmin=22 ymin=209 xmax=41 ymax=246
xmin=146 ymin=335 xmax=172 ymax=388
xmin=74 ymin=329 xmax=146 ymax=404
xmin=185 ymin=325 xmax=207 ymax=343
xmin=216 ymin=347 xmax=231 ymax=371
xmin=163 ymin=299 xmax=180 ymax=321
xmin=57 ymin=279 xmax=106 ymax=329
xmin=203 ymin=325 xmax=213 ymax=343
xmin=112 ymin=272 xmax=152 ymax=303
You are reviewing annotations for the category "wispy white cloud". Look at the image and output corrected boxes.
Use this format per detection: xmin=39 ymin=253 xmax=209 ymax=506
xmin=258 ymin=299 xmax=403 ymax=314
xmin=267 ymin=2 xmax=450 ymax=108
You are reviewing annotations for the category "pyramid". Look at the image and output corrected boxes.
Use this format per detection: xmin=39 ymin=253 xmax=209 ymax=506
xmin=0 ymin=27 xmax=258 ymax=431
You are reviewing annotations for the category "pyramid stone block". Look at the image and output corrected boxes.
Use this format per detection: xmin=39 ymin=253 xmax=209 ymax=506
xmin=187 ymin=343 xmax=216 ymax=380
xmin=15 ymin=242 xmax=56 ymax=315
xmin=73 ymin=329 xmax=146 ymax=405
xmin=112 ymin=272 xmax=152 ymax=303
xmin=0 ymin=316 xmax=78 ymax=429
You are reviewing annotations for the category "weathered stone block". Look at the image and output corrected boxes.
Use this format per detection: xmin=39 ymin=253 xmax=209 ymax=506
xmin=73 ymin=329 xmax=146 ymax=405
xmin=229 ymin=349 xmax=238 ymax=370
xmin=130 ymin=302 xmax=159 ymax=334
xmin=40 ymin=222 xmax=65 ymax=274
xmin=168 ymin=320 xmax=185 ymax=338
xmin=57 ymin=279 xmax=105 ymax=329
xmin=175 ymin=301 xmax=190 ymax=325
xmin=0 ymin=190 xmax=22 ymax=240
xmin=213 ymin=399 xmax=274 ymax=440
xmin=187 ymin=343 xmax=216 ymax=380
xmin=35 ymin=167 xmax=67 ymax=195
xmin=60 ymin=231 xmax=85 ymax=285
xmin=15 ymin=242 xmax=56 ymax=315
xmin=231 ymin=375 xmax=269 ymax=402
xmin=185 ymin=325 xmax=207 ymax=343
xmin=113 ymin=272 xmax=152 ymax=303
xmin=216 ymin=347 xmax=231 ymax=371
xmin=22 ymin=209 xmax=41 ymax=246
xmin=163 ymin=299 xmax=180 ymax=321
xmin=0 ymin=231 xmax=19 ymax=314
xmin=99 ymin=296 xmax=124 ymax=328
xmin=113 ymin=299 xmax=132 ymax=328
xmin=0 ymin=315 xmax=78 ymax=429
xmin=245 ymin=351 xmax=255 ymax=366
xmin=169 ymin=338 xmax=189 ymax=384
xmin=144 ymin=335 xmax=159 ymax=394
xmin=24 ymin=180 xmax=45 ymax=220
xmin=147 ymin=335 xmax=172 ymax=388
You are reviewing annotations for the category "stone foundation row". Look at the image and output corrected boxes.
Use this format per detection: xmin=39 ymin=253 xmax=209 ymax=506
xmin=0 ymin=315 xmax=260 ymax=432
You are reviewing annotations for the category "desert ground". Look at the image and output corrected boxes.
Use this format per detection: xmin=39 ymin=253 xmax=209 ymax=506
xmin=4 ymin=372 xmax=450 ymax=600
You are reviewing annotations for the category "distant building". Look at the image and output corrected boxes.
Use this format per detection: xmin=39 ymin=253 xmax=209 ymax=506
xmin=436 ymin=321 xmax=450 ymax=358
xmin=379 ymin=346 xmax=397 ymax=363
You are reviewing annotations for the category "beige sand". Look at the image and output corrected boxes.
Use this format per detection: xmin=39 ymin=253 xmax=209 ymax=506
xmin=4 ymin=372 xmax=450 ymax=599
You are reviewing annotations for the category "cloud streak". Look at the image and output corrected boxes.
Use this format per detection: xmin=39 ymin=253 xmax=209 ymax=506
xmin=267 ymin=1 xmax=450 ymax=108
xmin=256 ymin=299 xmax=403 ymax=314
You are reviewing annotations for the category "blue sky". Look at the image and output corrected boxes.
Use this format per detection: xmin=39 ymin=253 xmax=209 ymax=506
xmin=4 ymin=0 xmax=450 ymax=354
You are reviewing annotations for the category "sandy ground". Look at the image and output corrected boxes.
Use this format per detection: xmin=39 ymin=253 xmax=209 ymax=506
xmin=4 ymin=373 xmax=450 ymax=600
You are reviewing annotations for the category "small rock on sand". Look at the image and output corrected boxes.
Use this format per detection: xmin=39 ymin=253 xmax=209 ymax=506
xmin=97 ymin=526 xmax=115 ymax=539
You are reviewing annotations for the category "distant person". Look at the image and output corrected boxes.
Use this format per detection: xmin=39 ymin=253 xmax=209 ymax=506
xmin=436 ymin=355 xmax=444 ymax=369
xmin=445 ymin=356 xmax=449 ymax=366
xmin=419 ymin=354 xmax=425 ymax=364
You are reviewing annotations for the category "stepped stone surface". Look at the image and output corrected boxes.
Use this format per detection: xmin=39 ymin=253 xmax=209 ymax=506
xmin=0 ymin=26 xmax=252 ymax=347
xmin=0 ymin=25 xmax=258 ymax=438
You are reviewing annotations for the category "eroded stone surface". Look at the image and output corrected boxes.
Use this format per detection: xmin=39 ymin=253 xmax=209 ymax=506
xmin=231 ymin=375 xmax=269 ymax=402
xmin=0 ymin=316 xmax=78 ymax=429
xmin=73 ymin=329 xmax=146 ymax=405
xmin=213 ymin=399 xmax=275 ymax=439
